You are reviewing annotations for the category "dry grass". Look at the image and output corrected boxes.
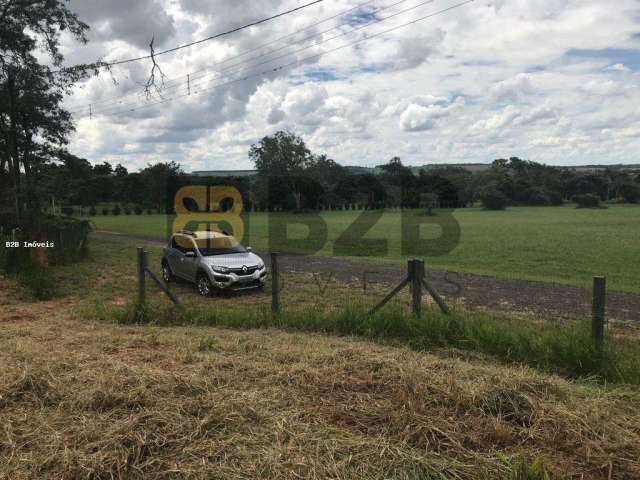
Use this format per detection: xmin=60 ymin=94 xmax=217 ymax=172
xmin=1 ymin=285 xmax=640 ymax=479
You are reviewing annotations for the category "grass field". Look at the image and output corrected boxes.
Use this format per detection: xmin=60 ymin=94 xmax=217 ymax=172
xmin=88 ymin=205 xmax=640 ymax=293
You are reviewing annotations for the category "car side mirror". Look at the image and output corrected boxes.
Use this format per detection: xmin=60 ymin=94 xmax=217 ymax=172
xmin=185 ymin=251 xmax=196 ymax=258
xmin=246 ymin=247 xmax=253 ymax=252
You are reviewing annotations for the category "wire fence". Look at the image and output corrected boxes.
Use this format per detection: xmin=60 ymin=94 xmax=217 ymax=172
xmin=135 ymin=247 xmax=612 ymax=350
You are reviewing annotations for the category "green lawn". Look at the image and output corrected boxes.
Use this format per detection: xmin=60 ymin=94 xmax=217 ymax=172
xmin=88 ymin=205 xmax=640 ymax=293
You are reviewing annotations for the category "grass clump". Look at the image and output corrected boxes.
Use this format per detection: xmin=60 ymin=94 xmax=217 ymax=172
xmin=0 ymin=241 xmax=58 ymax=300
xmin=89 ymin=301 xmax=640 ymax=385
xmin=16 ymin=264 xmax=58 ymax=300
xmin=501 ymin=456 xmax=553 ymax=480
xmin=197 ymin=335 xmax=221 ymax=352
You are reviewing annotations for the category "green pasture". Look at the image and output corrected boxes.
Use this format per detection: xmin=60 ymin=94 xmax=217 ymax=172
xmin=87 ymin=205 xmax=640 ymax=293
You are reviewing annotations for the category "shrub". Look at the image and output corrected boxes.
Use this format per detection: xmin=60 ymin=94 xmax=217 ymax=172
xmin=17 ymin=264 xmax=58 ymax=300
xmin=146 ymin=209 xmax=154 ymax=215
xmin=480 ymin=189 xmax=508 ymax=210
xmin=618 ymin=182 xmax=640 ymax=204
xmin=1 ymin=235 xmax=58 ymax=300
xmin=61 ymin=207 xmax=74 ymax=216
xmin=112 ymin=206 xmax=121 ymax=216
xmin=102 ymin=208 xmax=109 ymax=215
xmin=524 ymin=187 xmax=552 ymax=206
xmin=89 ymin=206 xmax=97 ymax=216
xmin=123 ymin=207 xmax=131 ymax=215
xmin=134 ymin=206 xmax=143 ymax=215
xmin=546 ymin=190 xmax=564 ymax=206
xmin=572 ymin=194 xmax=601 ymax=208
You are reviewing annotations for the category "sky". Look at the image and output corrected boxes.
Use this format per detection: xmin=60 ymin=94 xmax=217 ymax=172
xmin=59 ymin=0 xmax=640 ymax=172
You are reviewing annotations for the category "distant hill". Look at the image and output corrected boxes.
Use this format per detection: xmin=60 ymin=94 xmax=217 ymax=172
xmin=191 ymin=163 xmax=640 ymax=177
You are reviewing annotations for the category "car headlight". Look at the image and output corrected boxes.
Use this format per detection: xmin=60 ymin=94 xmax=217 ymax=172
xmin=257 ymin=260 xmax=265 ymax=269
xmin=212 ymin=265 xmax=230 ymax=274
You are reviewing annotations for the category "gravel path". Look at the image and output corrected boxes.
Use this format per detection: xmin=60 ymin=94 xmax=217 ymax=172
xmin=95 ymin=230 xmax=640 ymax=322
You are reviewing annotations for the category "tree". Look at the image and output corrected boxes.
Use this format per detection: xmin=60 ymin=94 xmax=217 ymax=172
xmin=572 ymin=194 xmax=601 ymax=209
xmin=0 ymin=0 xmax=97 ymax=221
xmin=305 ymin=154 xmax=346 ymax=208
xmin=479 ymin=185 xmax=508 ymax=210
xmin=418 ymin=167 xmax=470 ymax=208
xmin=618 ymin=181 xmax=640 ymax=204
xmin=249 ymin=131 xmax=312 ymax=210
xmin=420 ymin=192 xmax=439 ymax=216
xmin=140 ymin=162 xmax=184 ymax=211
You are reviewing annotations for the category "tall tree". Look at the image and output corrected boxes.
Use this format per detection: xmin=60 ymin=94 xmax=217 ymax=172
xmin=249 ymin=131 xmax=312 ymax=210
xmin=0 ymin=0 xmax=97 ymax=221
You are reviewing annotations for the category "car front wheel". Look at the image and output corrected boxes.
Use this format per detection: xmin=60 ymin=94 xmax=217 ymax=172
xmin=162 ymin=261 xmax=174 ymax=283
xmin=197 ymin=274 xmax=213 ymax=297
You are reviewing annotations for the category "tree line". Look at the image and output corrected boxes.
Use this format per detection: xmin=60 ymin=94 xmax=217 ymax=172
xmin=245 ymin=131 xmax=640 ymax=211
xmin=2 ymin=1 xmax=640 ymax=223
xmin=12 ymin=130 xmax=638 ymax=215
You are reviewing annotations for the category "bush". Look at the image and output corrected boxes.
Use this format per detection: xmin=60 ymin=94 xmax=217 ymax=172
xmin=89 ymin=206 xmax=97 ymax=216
xmin=123 ymin=207 xmax=132 ymax=215
xmin=1 ymin=232 xmax=58 ymax=300
xmin=61 ymin=207 xmax=74 ymax=216
xmin=17 ymin=264 xmax=58 ymax=300
xmin=134 ymin=206 xmax=143 ymax=215
xmin=112 ymin=206 xmax=121 ymax=216
xmin=524 ymin=187 xmax=552 ymax=206
xmin=546 ymin=190 xmax=564 ymax=206
xmin=146 ymin=209 xmax=154 ymax=215
xmin=480 ymin=189 xmax=508 ymax=210
xmin=102 ymin=208 xmax=109 ymax=215
xmin=618 ymin=182 xmax=640 ymax=204
xmin=572 ymin=194 xmax=601 ymax=208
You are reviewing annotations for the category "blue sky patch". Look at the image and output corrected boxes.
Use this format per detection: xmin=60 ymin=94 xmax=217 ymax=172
xmin=304 ymin=69 xmax=340 ymax=82
xmin=343 ymin=7 xmax=378 ymax=27
xmin=565 ymin=48 xmax=640 ymax=70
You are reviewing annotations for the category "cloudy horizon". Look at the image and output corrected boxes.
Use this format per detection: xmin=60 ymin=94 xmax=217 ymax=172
xmin=59 ymin=0 xmax=640 ymax=172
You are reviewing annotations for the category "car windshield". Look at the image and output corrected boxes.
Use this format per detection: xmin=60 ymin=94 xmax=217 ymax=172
xmin=195 ymin=236 xmax=247 ymax=256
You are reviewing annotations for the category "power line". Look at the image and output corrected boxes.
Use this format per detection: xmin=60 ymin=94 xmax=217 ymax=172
xmin=79 ymin=0 xmax=475 ymax=118
xmin=100 ymin=0 xmax=436 ymax=115
xmin=81 ymin=0 xmax=472 ymax=117
xmin=57 ymin=0 xmax=324 ymax=73
xmin=69 ymin=0 xmax=429 ymax=115
xmin=65 ymin=0 xmax=383 ymax=112
xmin=174 ymin=0 xmax=416 ymax=91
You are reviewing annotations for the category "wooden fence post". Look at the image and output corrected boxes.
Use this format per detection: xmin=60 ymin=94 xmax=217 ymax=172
xmin=137 ymin=247 xmax=146 ymax=306
xmin=411 ymin=260 xmax=424 ymax=318
xmin=143 ymin=250 xmax=181 ymax=306
xmin=592 ymin=276 xmax=606 ymax=349
xmin=271 ymin=252 xmax=280 ymax=314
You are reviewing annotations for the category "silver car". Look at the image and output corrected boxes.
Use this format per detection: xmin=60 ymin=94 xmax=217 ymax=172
xmin=161 ymin=230 xmax=267 ymax=296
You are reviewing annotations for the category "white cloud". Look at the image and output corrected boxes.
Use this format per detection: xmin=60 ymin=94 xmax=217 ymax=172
xmin=490 ymin=73 xmax=536 ymax=102
xmin=61 ymin=0 xmax=640 ymax=169
xmin=399 ymin=97 xmax=465 ymax=132
xmin=606 ymin=63 xmax=632 ymax=72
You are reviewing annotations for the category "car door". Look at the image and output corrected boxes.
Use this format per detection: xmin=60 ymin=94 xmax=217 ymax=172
xmin=167 ymin=235 xmax=185 ymax=278
xmin=181 ymin=238 xmax=199 ymax=282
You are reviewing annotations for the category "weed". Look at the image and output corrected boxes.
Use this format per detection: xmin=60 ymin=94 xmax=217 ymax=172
xmin=86 ymin=302 xmax=640 ymax=384
xmin=197 ymin=336 xmax=220 ymax=352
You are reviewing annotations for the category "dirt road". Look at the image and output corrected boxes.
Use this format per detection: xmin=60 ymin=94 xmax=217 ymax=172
xmin=95 ymin=231 xmax=640 ymax=322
